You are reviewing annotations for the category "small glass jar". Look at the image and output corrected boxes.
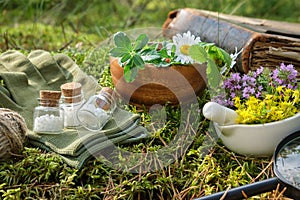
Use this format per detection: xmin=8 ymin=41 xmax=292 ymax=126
xmin=61 ymin=93 xmax=84 ymax=128
xmin=60 ymin=82 xmax=84 ymax=128
xmin=77 ymin=87 xmax=116 ymax=131
xmin=33 ymin=90 xmax=64 ymax=133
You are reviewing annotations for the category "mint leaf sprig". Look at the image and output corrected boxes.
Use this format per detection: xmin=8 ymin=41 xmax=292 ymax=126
xmin=110 ymin=32 xmax=149 ymax=82
xmin=110 ymin=31 xmax=236 ymax=84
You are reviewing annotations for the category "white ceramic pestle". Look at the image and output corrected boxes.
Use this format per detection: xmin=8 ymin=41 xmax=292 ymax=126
xmin=203 ymin=102 xmax=300 ymax=156
xmin=202 ymin=102 xmax=238 ymax=125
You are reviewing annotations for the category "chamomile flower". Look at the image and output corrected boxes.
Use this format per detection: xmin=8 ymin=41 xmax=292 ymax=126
xmin=167 ymin=31 xmax=201 ymax=64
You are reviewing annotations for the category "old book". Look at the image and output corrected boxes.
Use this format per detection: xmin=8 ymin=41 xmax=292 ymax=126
xmin=162 ymin=8 xmax=300 ymax=74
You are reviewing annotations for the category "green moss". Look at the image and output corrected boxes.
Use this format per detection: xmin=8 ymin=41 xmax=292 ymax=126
xmin=0 ymin=1 xmax=296 ymax=199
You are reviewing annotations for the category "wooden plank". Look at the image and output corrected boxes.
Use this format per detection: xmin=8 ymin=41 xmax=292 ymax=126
xmin=162 ymin=8 xmax=300 ymax=75
xmin=196 ymin=10 xmax=300 ymax=39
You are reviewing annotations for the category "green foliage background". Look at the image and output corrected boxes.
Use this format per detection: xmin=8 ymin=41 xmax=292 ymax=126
xmin=1 ymin=0 xmax=299 ymax=51
xmin=0 ymin=0 xmax=299 ymax=199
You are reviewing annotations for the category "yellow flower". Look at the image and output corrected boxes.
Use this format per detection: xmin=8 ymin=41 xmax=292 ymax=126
xmin=180 ymin=45 xmax=190 ymax=55
xmin=292 ymin=90 xmax=300 ymax=104
xmin=276 ymin=86 xmax=283 ymax=93
xmin=234 ymin=97 xmax=241 ymax=107
xmin=234 ymin=88 xmax=299 ymax=124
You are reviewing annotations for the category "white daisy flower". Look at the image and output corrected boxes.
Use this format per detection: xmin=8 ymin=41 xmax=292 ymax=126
xmin=167 ymin=31 xmax=201 ymax=64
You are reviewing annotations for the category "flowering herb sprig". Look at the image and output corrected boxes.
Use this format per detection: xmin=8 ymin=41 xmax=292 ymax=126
xmin=110 ymin=31 xmax=237 ymax=84
xmin=213 ymin=63 xmax=300 ymax=124
xmin=213 ymin=63 xmax=298 ymax=107
xmin=234 ymin=87 xmax=300 ymax=124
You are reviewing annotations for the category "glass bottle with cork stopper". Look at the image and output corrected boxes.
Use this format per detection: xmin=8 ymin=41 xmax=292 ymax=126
xmin=33 ymin=90 xmax=64 ymax=133
xmin=60 ymin=82 xmax=84 ymax=128
xmin=77 ymin=87 xmax=116 ymax=131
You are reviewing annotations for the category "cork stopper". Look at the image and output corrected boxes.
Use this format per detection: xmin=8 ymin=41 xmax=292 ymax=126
xmin=100 ymin=87 xmax=114 ymax=95
xmin=60 ymin=82 xmax=82 ymax=103
xmin=95 ymin=87 xmax=115 ymax=111
xmin=39 ymin=90 xmax=62 ymax=107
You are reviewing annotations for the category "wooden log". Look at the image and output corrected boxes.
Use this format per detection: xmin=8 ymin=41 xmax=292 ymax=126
xmin=162 ymin=8 xmax=300 ymax=75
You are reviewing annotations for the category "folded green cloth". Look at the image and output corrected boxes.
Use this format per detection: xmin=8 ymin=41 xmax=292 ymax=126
xmin=27 ymin=107 xmax=149 ymax=168
xmin=0 ymin=50 xmax=149 ymax=168
xmin=0 ymin=50 xmax=99 ymax=129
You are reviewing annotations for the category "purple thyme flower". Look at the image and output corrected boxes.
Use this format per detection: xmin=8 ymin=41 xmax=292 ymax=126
xmin=271 ymin=63 xmax=298 ymax=89
xmin=212 ymin=63 xmax=298 ymax=109
xmin=254 ymin=66 xmax=264 ymax=77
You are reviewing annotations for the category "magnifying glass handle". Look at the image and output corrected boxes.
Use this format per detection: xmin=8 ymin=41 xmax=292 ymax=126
xmin=194 ymin=177 xmax=279 ymax=200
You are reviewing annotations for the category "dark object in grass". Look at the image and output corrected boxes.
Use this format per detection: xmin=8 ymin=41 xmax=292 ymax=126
xmin=194 ymin=130 xmax=300 ymax=200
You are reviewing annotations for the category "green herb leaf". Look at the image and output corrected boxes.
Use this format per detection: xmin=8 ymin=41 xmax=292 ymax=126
xmin=124 ymin=62 xmax=138 ymax=83
xmin=219 ymin=48 xmax=231 ymax=67
xmin=207 ymin=46 xmax=223 ymax=67
xmin=132 ymin=55 xmax=145 ymax=69
xmin=206 ymin=59 xmax=222 ymax=88
xmin=113 ymin=32 xmax=132 ymax=51
xmin=121 ymin=53 xmax=131 ymax=63
xmin=134 ymin=34 xmax=149 ymax=51
xmin=123 ymin=61 xmax=133 ymax=82
xmin=171 ymin=44 xmax=176 ymax=57
xmin=189 ymin=45 xmax=208 ymax=63
xmin=110 ymin=47 xmax=129 ymax=57
xmin=142 ymin=55 xmax=161 ymax=62
xmin=159 ymin=48 xmax=169 ymax=58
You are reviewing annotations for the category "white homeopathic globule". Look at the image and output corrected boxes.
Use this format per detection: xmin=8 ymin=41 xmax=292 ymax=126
xmin=33 ymin=114 xmax=64 ymax=133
